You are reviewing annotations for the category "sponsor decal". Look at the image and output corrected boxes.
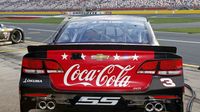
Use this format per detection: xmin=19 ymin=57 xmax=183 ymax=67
xmin=68 ymin=11 xmax=104 ymax=16
xmin=2 ymin=32 xmax=10 ymax=39
xmin=132 ymin=87 xmax=142 ymax=91
xmin=23 ymin=78 xmax=43 ymax=84
xmin=47 ymin=50 xmax=155 ymax=91
xmin=63 ymin=64 xmax=134 ymax=87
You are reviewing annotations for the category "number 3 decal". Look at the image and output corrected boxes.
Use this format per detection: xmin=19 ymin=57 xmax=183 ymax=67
xmin=160 ymin=78 xmax=176 ymax=87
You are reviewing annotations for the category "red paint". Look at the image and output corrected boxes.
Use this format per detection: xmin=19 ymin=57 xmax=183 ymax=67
xmin=153 ymin=95 xmax=179 ymax=99
xmin=23 ymin=93 xmax=48 ymax=97
xmin=47 ymin=50 xmax=155 ymax=92
xmin=22 ymin=58 xmax=43 ymax=69
xmin=159 ymin=59 xmax=182 ymax=70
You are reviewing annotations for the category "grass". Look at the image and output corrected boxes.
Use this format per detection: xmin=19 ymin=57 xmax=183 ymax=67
xmin=0 ymin=18 xmax=64 ymax=24
xmin=155 ymin=27 xmax=200 ymax=34
xmin=1 ymin=17 xmax=200 ymax=25
xmin=149 ymin=18 xmax=200 ymax=24
xmin=1 ymin=17 xmax=199 ymax=34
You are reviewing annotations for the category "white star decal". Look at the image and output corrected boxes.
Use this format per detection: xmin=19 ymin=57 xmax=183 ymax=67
xmin=61 ymin=53 xmax=68 ymax=60
xmin=113 ymin=54 xmax=120 ymax=60
xmin=81 ymin=53 xmax=86 ymax=60
xmin=132 ymin=54 xmax=139 ymax=61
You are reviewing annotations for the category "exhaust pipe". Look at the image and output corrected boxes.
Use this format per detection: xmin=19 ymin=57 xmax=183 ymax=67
xmin=155 ymin=103 xmax=164 ymax=112
xmin=38 ymin=101 xmax=47 ymax=110
xmin=47 ymin=101 xmax=56 ymax=110
xmin=145 ymin=102 xmax=154 ymax=112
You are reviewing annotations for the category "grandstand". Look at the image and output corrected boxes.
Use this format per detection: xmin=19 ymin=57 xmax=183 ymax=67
xmin=0 ymin=0 xmax=199 ymax=11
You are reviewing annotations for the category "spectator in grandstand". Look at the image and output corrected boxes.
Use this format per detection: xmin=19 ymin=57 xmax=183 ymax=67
xmin=0 ymin=0 xmax=199 ymax=11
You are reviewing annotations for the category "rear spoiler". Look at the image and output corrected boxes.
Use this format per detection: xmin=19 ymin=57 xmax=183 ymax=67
xmin=27 ymin=45 xmax=177 ymax=53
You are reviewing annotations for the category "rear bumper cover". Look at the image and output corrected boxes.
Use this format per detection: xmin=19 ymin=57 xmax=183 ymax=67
xmin=20 ymin=75 xmax=184 ymax=95
xmin=20 ymin=75 xmax=184 ymax=112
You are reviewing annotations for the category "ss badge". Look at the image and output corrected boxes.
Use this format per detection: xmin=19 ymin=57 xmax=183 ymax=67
xmin=76 ymin=96 xmax=121 ymax=105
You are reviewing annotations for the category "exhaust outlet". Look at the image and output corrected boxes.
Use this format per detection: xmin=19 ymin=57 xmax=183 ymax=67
xmin=38 ymin=101 xmax=47 ymax=110
xmin=145 ymin=102 xmax=154 ymax=112
xmin=47 ymin=101 xmax=56 ymax=110
xmin=155 ymin=103 xmax=164 ymax=112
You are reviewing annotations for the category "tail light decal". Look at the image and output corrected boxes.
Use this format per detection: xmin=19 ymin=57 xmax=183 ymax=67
xmin=137 ymin=59 xmax=183 ymax=76
xmin=22 ymin=58 xmax=64 ymax=74
xmin=22 ymin=58 xmax=43 ymax=69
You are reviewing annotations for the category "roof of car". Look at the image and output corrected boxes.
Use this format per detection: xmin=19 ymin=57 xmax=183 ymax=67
xmin=64 ymin=15 xmax=147 ymax=22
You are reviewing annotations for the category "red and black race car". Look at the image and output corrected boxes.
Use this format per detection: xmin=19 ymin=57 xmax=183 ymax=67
xmin=19 ymin=15 xmax=184 ymax=112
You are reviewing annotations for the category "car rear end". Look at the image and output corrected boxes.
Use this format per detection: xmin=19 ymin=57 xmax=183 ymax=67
xmin=19 ymin=16 xmax=184 ymax=112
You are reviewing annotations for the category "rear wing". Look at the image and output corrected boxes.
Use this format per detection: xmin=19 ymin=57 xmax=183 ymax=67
xmin=27 ymin=45 xmax=177 ymax=53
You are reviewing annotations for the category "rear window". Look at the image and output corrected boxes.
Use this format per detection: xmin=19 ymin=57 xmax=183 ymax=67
xmin=56 ymin=19 xmax=150 ymax=44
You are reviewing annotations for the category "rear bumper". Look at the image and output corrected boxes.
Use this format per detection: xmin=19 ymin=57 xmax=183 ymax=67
xmin=19 ymin=75 xmax=184 ymax=112
xmin=20 ymin=75 xmax=184 ymax=95
xmin=20 ymin=92 xmax=183 ymax=112
xmin=20 ymin=86 xmax=184 ymax=112
xmin=20 ymin=86 xmax=183 ymax=95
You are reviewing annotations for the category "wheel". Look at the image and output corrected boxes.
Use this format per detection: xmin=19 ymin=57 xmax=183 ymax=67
xmin=10 ymin=29 xmax=23 ymax=44
xmin=164 ymin=98 xmax=184 ymax=112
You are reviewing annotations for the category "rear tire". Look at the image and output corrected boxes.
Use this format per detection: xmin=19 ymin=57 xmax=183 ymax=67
xmin=10 ymin=30 xmax=23 ymax=44
xmin=20 ymin=96 xmax=36 ymax=112
xmin=20 ymin=101 xmax=30 ymax=112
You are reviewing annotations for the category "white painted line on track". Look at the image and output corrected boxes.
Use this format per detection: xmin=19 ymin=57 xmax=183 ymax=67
xmin=1 ymin=22 xmax=58 ymax=25
xmin=155 ymin=31 xmax=188 ymax=35
xmin=0 ymin=41 xmax=12 ymax=45
xmin=183 ymin=64 xmax=200 ymax=68
xmin=155 ymin=31 xmax=200 ymax=35
xmin=157 ymin=39 xmax=200 ymax=44
xmin=28 ymin=28 xmax=56 ymax=32
xmin=26 ymin=37 xmax=32 ymax=39
xmin=0 ymin=48 xmax=26 ymax=53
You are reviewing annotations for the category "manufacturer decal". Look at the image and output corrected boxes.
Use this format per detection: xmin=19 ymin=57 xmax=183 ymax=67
xmin=91 ymin=54 xmax=109 ymax=61
xmin=63 ymin=64 xmax=135 ymax=87
xmin=76 ymin=96 xmax=121 ymax=105
xmin=23 ymin=78 xmax=43 ymax=84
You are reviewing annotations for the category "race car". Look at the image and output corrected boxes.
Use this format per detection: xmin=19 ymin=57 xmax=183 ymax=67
xmin=19 ymin=15 xmax=184 ymax=112
xmin=0 ymin=24 xmax=24 ymax=44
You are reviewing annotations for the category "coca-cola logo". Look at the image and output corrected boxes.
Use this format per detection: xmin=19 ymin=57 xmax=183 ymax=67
xmin=64 ymin=64 xmax=134 ymax=87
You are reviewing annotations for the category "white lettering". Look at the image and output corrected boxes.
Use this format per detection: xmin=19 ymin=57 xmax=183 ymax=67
xmin=63 ymin=64 xmax=134 ymax=87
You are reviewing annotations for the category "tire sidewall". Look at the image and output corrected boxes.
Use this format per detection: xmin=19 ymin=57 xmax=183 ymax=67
xmin=10 ymin=29 xmax=23 ymax=44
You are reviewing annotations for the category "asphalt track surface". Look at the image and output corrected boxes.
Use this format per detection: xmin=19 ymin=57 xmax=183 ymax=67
xmin=3 ymin=22 xmax=200 ymax=66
